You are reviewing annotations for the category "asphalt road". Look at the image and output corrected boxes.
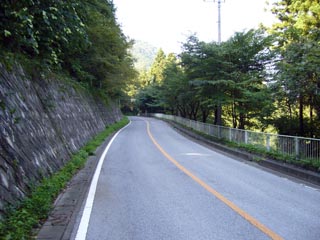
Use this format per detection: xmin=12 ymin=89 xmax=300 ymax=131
xmin=75 ymin=116 xmax=320 ymax=240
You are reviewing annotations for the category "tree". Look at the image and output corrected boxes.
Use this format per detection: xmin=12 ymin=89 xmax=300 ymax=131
xmin=273 ymin=37 xmax=320 ymax=136
xmin=223 ymin=29 xmax=274 ymax=129
xmin=270 ymin=0 xmax=320 ymax=137
xmin=74 ymin=0 xmax=136 ymax=95
xmin=0 ymin=0 xmax=137 ymax=99
xmin=136 ymin=84 xmax=163 ymax=114
xmin=183 ymin=40 xmax=227 ymax=124
xmin=160 ymin=53 xmax=187 ymax=115
xmin=135 ymin=52 xmax=188 ymax=115
xmin=179 ymin=35 xmax=210 ymax=121
xmin=150 ymin=49 xmax=167 ymax=84
xmin=0 ymin=0 xmax=88 ymax=64
xmin=180 ymin=30 xmax=274 ymax=129
xmin=271 ymin=0 xmax=320 ymax=43
xmin=135 ymin=30 xmax=274 ymax=130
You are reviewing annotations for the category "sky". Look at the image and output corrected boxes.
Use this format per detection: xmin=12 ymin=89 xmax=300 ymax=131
xmin=112 ymin=0 xmax=278 ymax=53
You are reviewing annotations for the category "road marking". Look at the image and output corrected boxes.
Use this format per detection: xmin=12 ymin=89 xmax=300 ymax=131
xmin=183 ymin=152 xmax=211 ymax=156
xmin=75 ymin=121 xmax=131 ymax=240
xmin=146 ymin=120 xmax=283 ymax=240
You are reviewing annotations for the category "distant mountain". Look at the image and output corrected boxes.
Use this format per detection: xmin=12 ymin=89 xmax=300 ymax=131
xmin=131 ymin=40 xmax=158 ymax=71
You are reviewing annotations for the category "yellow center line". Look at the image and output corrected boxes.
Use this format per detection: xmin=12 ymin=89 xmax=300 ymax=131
xmin=146 ymin=120 xmax=283 ymax=240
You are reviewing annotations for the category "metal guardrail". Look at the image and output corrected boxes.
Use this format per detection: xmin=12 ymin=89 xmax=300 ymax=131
xmin=153 ymin=113 xmax=320 ymax=163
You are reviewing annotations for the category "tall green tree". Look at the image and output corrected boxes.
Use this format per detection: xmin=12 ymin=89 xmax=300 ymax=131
xmin=74 ymin=0 xmax=136 ymax=95
xmin=223 ymin=29 xmax=274 ymax=129
xmin=135 ymin=52 xmax=187 ymax=115
xmin=179 ymin=35 xmax=210 ymax=121
xmin=150 ymin=49 xmax=167 ymax=84
xmin=271 ymin=0 xmax=320 ymax=137
xmin=272 ymin=36 xmax=320 ymax=136
xmin=180 ymin=30 xmax=273 ymax=129
xmin=161 ymin=53 xmax=188 ymax=116
xmin=183 ymin=40 xmax=228 ymax=123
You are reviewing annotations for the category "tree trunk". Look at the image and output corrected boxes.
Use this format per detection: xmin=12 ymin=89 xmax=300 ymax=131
xmin=216 ymin=104 xmax=222 ymax=125
xmin=214 ymin=107 xmax=218 ymax=125
xmin=232 ymin=102 xmax=237 ymax=128
xmin=177 ymin=105 xmax=186 ymax=118
xmin=202 ymin=109 xmax=209 ymax=123
xmin=239 ymin=112 xmax=245 ymax=129
xmin=189 ymin=102 xmax=199 ymax=120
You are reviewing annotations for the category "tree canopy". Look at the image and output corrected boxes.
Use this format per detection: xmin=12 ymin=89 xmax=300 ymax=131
xmin=136 ymin=30 xmax=274 ymax=130
xmin=270 ymin=0 xmax=320 ymax=137
xmin=133 ymin=0 xmax=320 ymax=137
xmin=0 ymin=0 xmax=137 ymax=97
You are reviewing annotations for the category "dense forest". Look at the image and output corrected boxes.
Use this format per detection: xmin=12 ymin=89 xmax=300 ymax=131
xmin=0 ymin=0 xmax=137 ymax=97
xmin=133 ymin=0 xmax=320 ymax=138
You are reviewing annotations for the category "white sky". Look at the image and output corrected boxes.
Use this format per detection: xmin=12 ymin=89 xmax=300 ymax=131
xmin=113 ymin=0 xmax=278 ymax=53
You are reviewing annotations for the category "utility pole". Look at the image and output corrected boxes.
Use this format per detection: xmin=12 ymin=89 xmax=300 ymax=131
xmin=204 ymin=0 xmax=225 ymax=43
xmin=203 ymin=0 xmax=225 ymax=126
xmin=217 ymin=0 xmax=222 ymax=43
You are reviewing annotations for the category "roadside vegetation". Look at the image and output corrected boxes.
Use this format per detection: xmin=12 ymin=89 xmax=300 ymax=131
xmin=0 ymin=117 xmax=129 ymax=240
xmin=131 ymin=0 xmax=320 ymax=139
xmin=0 ymin=0 xmax=137 ymax=99
xmin=171 ymin=121 xmax=320 ymax=171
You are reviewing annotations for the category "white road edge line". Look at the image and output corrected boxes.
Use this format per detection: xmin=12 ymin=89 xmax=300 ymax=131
xmin=75 ymin=120 xmax=131 ymax=240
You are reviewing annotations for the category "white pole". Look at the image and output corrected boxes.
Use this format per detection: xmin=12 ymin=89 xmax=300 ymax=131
xmin=217 ymin=0 xmax=221 ymax=43
xmin=203 ymin=0 xmax=224 ymax=43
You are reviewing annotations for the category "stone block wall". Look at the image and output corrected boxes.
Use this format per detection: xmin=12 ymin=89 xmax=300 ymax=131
xmin=0 ymin=64 xmax=122 ymax=218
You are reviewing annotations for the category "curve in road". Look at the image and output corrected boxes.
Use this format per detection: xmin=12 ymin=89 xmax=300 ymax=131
xmin=75 ymin=117 xmax=320 ymax=240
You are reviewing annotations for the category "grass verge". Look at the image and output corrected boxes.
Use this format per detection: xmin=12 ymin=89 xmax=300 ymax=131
xmin=227 ymin=141 xmax=320 ymax=171
xmin=170 ymin=120 xmax=320 ymax=172
xmin=0 ymin=117 xmax=129 ymax=240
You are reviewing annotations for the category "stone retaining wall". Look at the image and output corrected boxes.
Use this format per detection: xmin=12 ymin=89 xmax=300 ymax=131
xmin=0 ymin=64 xmax=122 ymax=218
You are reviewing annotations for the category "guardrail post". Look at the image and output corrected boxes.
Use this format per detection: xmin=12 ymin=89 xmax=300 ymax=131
xmin=295 ymin=137 xmax=299 ymax=159
xmin=245 ymin=131 xmax=248 ymax=144
xmin=229 ymin=128 xmax=232 ymax=141
xmin=266 ymin=134 xmax=270 ymax=152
